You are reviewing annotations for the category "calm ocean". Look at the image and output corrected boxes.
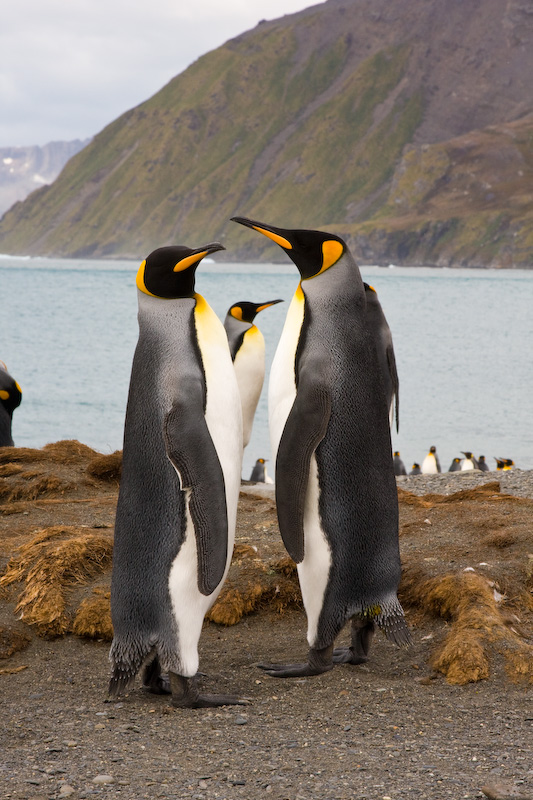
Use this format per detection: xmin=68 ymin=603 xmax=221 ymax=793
xmin=1 ymin=255 xmax=532 ymax=476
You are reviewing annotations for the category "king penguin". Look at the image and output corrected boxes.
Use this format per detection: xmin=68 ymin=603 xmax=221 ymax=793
xmin=231 ymin=216 xmax=410 ymax=678
xmin=421 ymin=445 xmax=441 ymax=474
xmin=448 ymin=457 xmax=462 ymax=472
xmin=223 ymin=299 xmax=282 ymax=449
xmin=410 ymin=463 xmax=421 ymax=475
xmin=0 ymin=361 xmax=22 ymax=447
xmin=393 ymin=451 xmax=407 ymax=476
xmin=477 ymin=455 xmax=489 ymax=472
xmin=249 ymin=457 xmax=273 ymax=483
xmin=364 ymin=284 xmax=399 ymax=432
xmin=108 ymin=243 xmax=246 ymax=708
xmin=461 ymin=451 xmax=478 ymax=471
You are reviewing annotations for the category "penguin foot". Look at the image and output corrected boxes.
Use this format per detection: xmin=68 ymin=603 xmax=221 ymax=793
xmin=332 ymin=647 xmax=369 ymax=665
xmin=257 ymin=644 xmax=334 ymax=678
xmin=169 ymin=673 xmax=249 ymax=709
xmin=141 ymin=657 xmax=171 ymax=695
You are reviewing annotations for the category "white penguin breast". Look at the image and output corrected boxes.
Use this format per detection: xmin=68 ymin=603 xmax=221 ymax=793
xmin=421 ymin=454 xmax=438 ymax=474
xmin=268 ymin=287 xmax=305 ymax=461
xmin=233 ymin=327 xmax=265 ymax=448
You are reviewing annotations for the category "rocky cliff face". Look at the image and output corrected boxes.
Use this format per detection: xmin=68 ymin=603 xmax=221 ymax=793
xmin=0 ymin=140 xmax=90 ymax=217
xmin=0 ymin=0 xmax=531 ymax=267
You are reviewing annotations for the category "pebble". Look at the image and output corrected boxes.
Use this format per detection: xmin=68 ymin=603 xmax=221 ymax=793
xmin=59 ymin=786 xmax=75 ymax=797
xmin=234 ymin=716 xmax=248 ymax=725
xmin=92 ymin=774 xmax=115 ymax=785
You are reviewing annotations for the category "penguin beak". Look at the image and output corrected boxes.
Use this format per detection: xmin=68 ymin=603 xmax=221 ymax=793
xmin=197 ymin=242 xmax=225 ymax=258
xmin=231 ymin=217 xmax=293 ymax=251
xmin=256 ymin=299 xmax=283 ymax=312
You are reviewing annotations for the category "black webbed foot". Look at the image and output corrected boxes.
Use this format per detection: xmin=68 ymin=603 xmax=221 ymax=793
xmin=169 ymin=673 xmax=249 ymax=709
xmin=257 ymin=644 xmax=334 ymax=678
xmin=142 ymin=657 xmax=171 ymax=694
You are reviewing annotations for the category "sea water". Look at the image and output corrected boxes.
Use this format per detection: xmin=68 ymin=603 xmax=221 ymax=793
xmin=0 ymin=254 xmax=531 ymax=476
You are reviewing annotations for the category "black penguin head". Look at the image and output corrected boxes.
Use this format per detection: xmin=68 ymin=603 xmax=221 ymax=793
xmin=429 ymin=446 xmax=437 ymax=454
xmin=231 ymin=216 xmax=347 ymax=280
xmin=0 ymin=362 xmax=22 ymax=414
xmin=462 ymin=451 xmax=473 ymax=459
xmin=478 ymin=455 xmax=486 ymax=462
xmin=393 ymin=451 xmax=401 ymax=457
xmin=228 ymin=299 xmax=283 ymax=323
xmin=136 ymin=243 xmax=225 ymax=299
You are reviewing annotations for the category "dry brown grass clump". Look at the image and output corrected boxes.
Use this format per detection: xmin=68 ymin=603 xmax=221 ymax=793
xmin=0 ymin=464 xmax=23 ymax=478
xmin=0 ymin=526 xmax=113 ymax=637
xmin=7 ymin=475 xmax=76 ymax=502
xmin=482 ymin=530 xmax=517 ymax=548
xmin=400 ymin=565 xmax=533 ymax=685
xmin=0 ymin=440 xmax=100 ymax=466
xmin=207 ymin=549 xmax=301 ymax=626
xmin=87 ymin=451 xmax=122 ymax=482
xmin=72 ymin=589 xmax=113 ymax=640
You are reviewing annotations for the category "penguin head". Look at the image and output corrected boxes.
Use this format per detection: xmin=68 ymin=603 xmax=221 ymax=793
xmin=393 ymin=451 xmax=401 ymax=457
xmin=461 ymin=451 xmax=473 ymax=459
xmin=429 ymin=446 xmax=437 ymax=454
xmin=136 ymin=243 xmax=225 ymax=299
xmin=231 ymin=216 xmax=347 ymax=280
xmin=228 ymin=299 xmax=283 ymax=324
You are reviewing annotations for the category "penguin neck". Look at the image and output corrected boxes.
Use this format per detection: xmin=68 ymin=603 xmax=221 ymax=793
xmin=300 ymin=255 xmax=364 ymax=310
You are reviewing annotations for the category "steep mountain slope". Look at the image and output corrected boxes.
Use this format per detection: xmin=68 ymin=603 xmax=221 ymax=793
xmin=1 ymin=0 xmax=532 ymax=266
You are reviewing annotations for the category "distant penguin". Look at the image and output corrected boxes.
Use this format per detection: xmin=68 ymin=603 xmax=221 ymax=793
xmin=232 ymin=215 xmax=409 ymax=678
xmin=448 ymin=457 xmax=462 ymax=472
xmin=363 ymin=284 xmax=399 ymax=432
xmin=410 ymin=463 xmax=421 ymax=475
xmin=249 ymin=457 xmax=273 ymax=483
xmin=421 ymin=446 xmax=441 ymax=474
xmin=494 ymin=457 xmax=505 ymax=471
xmin=0 ymin=361 xmax=22 ymax=447
xmin=502 ymin=458 xmax=514 ymax=470
xmin=461 ymin=451 xmax=478 ymax=471
xmin=477 ymin=455 xmax=489 ymax=472
xmin=109 ymin=243 xmax=246 ymax=708
xmin=224 ymin=299 xmax=282 ymax=449
xmin=393 ymin=451 xmax=407 ymax=476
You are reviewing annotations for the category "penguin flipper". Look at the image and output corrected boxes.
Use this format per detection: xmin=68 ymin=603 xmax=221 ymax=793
xmin=164 ymin=400 xmax=228 ymax=596
xmin=386 ymin=344 xmax=400 ymax=433
xmin=275 ymin=382 xmax=332 ymax=563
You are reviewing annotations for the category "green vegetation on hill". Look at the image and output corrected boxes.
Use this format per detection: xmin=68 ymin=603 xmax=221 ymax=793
xmin=0 ymin=0 xmax=532 ymax=267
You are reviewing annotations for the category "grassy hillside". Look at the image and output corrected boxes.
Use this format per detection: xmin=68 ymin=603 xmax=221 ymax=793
xmin=1 ymin=0 xmax=532 ymax=266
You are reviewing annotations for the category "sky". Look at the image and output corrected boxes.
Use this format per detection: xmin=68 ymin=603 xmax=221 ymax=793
xmin=1 ymin=0 xmax=317 ymax=149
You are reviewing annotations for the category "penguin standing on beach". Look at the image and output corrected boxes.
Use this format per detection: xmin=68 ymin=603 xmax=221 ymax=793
xmin=410 ymin=463 xmax=421 ymax=475
xmin=109 ymin=243 xmax=245 ymax=708
xmin=224 ymin=299 xmax=282 ymax=449
xmin=249 ymin=458 xmax=273 ymax=483
xmin=231 ymin=216 xmax=410 ymax=677
xmin=364 ymin=284 xmax=399 ymax=432
xmin=448 ymin=457 xmax=462 ymax=472
xmin=461 ymin=452 xmax=478 ymax=471
xmin=393 ymin=451 xmax=407 ymax=476
xmin=0 ymin=361 xmax=22 ymax=447
xmin=477 ymin=455 xmax=489 ymax=472
xmin=421 ymin=445 xmax=441 ymax=474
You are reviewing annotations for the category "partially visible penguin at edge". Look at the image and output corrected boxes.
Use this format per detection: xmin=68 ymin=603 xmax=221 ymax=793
xmin=0 ymin=361 xmax=22 ymax=447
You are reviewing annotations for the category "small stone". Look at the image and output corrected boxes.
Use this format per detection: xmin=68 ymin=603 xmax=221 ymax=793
xmin=92 ymin=775 xmax=114 ymax=785
xmin=59 ymin=786 xmax=75 ymax=797
xmin=234 ymin=716 xmax=248 ymax=725
xmin=481 ymin=783 xmax=530 ymax=800
xmin=64 ymin=740 xmax=78 ymax=747
xmin=199 ymin=780 xmax=208 ymax=789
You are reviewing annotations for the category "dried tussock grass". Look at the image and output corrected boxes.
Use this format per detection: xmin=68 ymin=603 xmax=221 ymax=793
xmin=0 ymin=464 xmax=23 ymax=477
xmin=72 ymin=589 xmax=113 ymax=640
xmin=400 ymin=565 xmax=533 ymax=685
xmin=87 ymin=451 xmax=122 ymax=482
xmin=0 ymin=525 xmax=113 ymax=637
xmin=207 ymin=550 xmax=301 ymax=626
xmin=0 ymin=440 xmax=99 ymax=466
xmin=482 ymin=530 xmax=517 ymax=548
xmin=7 ymin=475 xmax=76 ymax=502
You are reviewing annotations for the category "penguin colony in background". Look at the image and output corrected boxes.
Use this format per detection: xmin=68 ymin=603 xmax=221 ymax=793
xmin=109 ymin=218 xmax=410 ymax=705
xmin=0 ymin=361 xmax=22 ymax=447
xmin=393 ymin=446 xmax=514 ymax=476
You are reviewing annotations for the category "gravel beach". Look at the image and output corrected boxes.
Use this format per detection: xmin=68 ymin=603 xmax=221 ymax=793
xmin=0 ymin=446 xmax=531 ymax=800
